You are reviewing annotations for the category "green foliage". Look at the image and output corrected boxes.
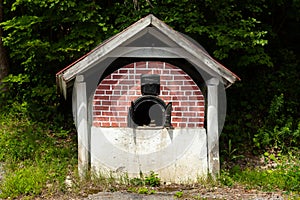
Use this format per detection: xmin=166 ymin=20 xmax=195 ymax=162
xmin=108 ymin=0 xmax=273 ymax=67
xmin=263 ymin=152 xmax=280 ymax=164
xmin=174 ymin=191 xmax=184 ymax=198
xmin=0 ymin=165 xmax=47 ymax=198
xmin=2 ymin=0 xmax=106 ymax=64
xmin=144 ymin=171 xmax=161 ymax=187
xmin=126 ymin=171 xmax=160 ymax=195
xmin=127 ymin=186 xmax=154 ymax=195
xmin=253 ymin=94 xmax=300 ymax=151
xmin=221 ymin=139 xmax=245 ymax=162
xmin=0 ymin=112 xmax=77 ymax=198
xmin=137 ymin=187 xmax=156 ymax=194
xmin=232 ymin=162 xmax=300 ymax=192
xmin=223 ymin=47 xmax=300 ymax=155
xmin=0 ymin=112 xmax=75 ymax=162
xmin=0 ymin=0 xmax=110 ymax=122
xmin=219 ymin=171 xmax=234 ymax=187
xmin=220 ymin=154 xmax=300 ymax=193
xmin=2 ymin=0 xmax=299 ymax=152
xmin=128 ymin=171 xmax=160 ymax=187
xmin=128 ymin=186 xmax=155 ymax=195
xmin=130 ymin=177 xmax=144 ymax=186
xmin=0 ymin=73 xmax=64 ymax=122
xmin=0 ymin=0 xmax=300 ymax=197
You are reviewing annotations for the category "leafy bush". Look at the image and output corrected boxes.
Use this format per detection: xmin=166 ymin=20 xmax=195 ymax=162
xmin=253 ymin=94 xmax=300 ymax=151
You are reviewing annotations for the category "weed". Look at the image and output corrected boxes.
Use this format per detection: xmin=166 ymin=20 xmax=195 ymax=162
xmin=125 ymin=172 xmax=160 ymax=195
xmin=130 ymin=177 xmax=144 ymax=186
xmin=219 ymin=171 xmax=234 ymax=187
xmin=222 ymin=139 xmax=244 ymax=162
xmin=137 ymin=187 xmax=149 ymax=194
xmin=263 ymin=152 xmax=280 ymax=164
xmin=148 ymin=189 xmax=156 ymax=194
xmin=127 ymin=187 xmax=156 ymax=194
xmin=127 ymin=187 xmax=137 ymax=193
xmin=197 ymin=174 xmax=218 ymax=187
xmin=174 ymin=191 xmax=183 ymax=198
xmin=144 ymin=171 xmax=161 ymax=187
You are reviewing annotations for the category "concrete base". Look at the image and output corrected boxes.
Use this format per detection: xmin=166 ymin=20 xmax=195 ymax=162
xmin=90 ymin=127 xmax=207 ymax=183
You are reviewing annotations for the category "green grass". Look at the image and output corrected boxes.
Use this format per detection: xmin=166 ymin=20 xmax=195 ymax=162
xmin=0 ymin=112 xmax=77 ymax=199
xmin=0 ymin=111 xmax=300 ymax=199
xmin=219 ymin=154 xmax=300 ymax=194
xmin=231 ymin=163 xmax=300 ymax=192
xmin=0 ymin=164 xmax=48 ymax=197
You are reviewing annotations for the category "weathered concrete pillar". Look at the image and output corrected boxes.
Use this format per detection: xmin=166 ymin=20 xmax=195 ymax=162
xmin=206 ymin=77 xmax=220 ymax=177
xmin=73 ymin=75 xmax=89 ymax=177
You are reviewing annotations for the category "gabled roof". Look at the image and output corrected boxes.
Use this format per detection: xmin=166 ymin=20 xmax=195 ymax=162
xmin=56 ymin=14 xmax=240 ymax=98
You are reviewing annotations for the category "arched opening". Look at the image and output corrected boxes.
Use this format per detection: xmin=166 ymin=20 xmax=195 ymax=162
xmin=129 ymin=96 xmax=166 ymax=127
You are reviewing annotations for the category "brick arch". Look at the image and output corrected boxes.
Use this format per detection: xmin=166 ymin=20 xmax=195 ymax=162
xmin=93 ymin=61 xmax=205 ymax=128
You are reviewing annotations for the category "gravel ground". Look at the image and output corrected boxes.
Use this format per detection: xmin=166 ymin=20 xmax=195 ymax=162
xmin=83 ymin=188 xmax=286 ymax=200
xmin=84 ymin=191 xmax=176 ymax=200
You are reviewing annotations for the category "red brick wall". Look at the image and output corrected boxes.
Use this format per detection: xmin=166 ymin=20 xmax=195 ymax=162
xmin=93 ymin=61 xmax=205 ymax=128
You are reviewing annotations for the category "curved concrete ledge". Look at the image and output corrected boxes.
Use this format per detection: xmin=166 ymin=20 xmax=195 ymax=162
xmin=90 ymin=127 xmax=207 ymax=183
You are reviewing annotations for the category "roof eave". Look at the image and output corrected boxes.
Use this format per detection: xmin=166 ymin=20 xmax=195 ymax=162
xmin=56 ymin=14 xmax=240 ymax=95
xmin=150 ymin=15 xmax=240 ymax=85
xmin=56 ymin=14 xmax=154 ymax=85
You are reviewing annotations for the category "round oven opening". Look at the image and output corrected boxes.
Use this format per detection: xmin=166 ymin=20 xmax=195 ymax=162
xmin=130 ymin=96 xmax=166 ymax=127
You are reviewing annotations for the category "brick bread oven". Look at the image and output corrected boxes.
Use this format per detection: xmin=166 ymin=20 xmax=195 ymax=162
xmin=89 ymin=60 xmax=208 ymax=182
xmin=56 ymin=14 xmax=240 ymax=182
xmin=93 ymin=61 xmax=205 ymax=128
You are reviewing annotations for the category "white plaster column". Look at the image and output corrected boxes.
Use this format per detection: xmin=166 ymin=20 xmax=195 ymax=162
xmin=206 ymin=77 xmax=220 ymax=177
xmin=73 ymin=75 xmax=89 ymax=177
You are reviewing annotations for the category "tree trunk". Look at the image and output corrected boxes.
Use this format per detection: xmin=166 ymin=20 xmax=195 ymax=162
xmin=0 ymin=0 xmax=9 ymax=88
